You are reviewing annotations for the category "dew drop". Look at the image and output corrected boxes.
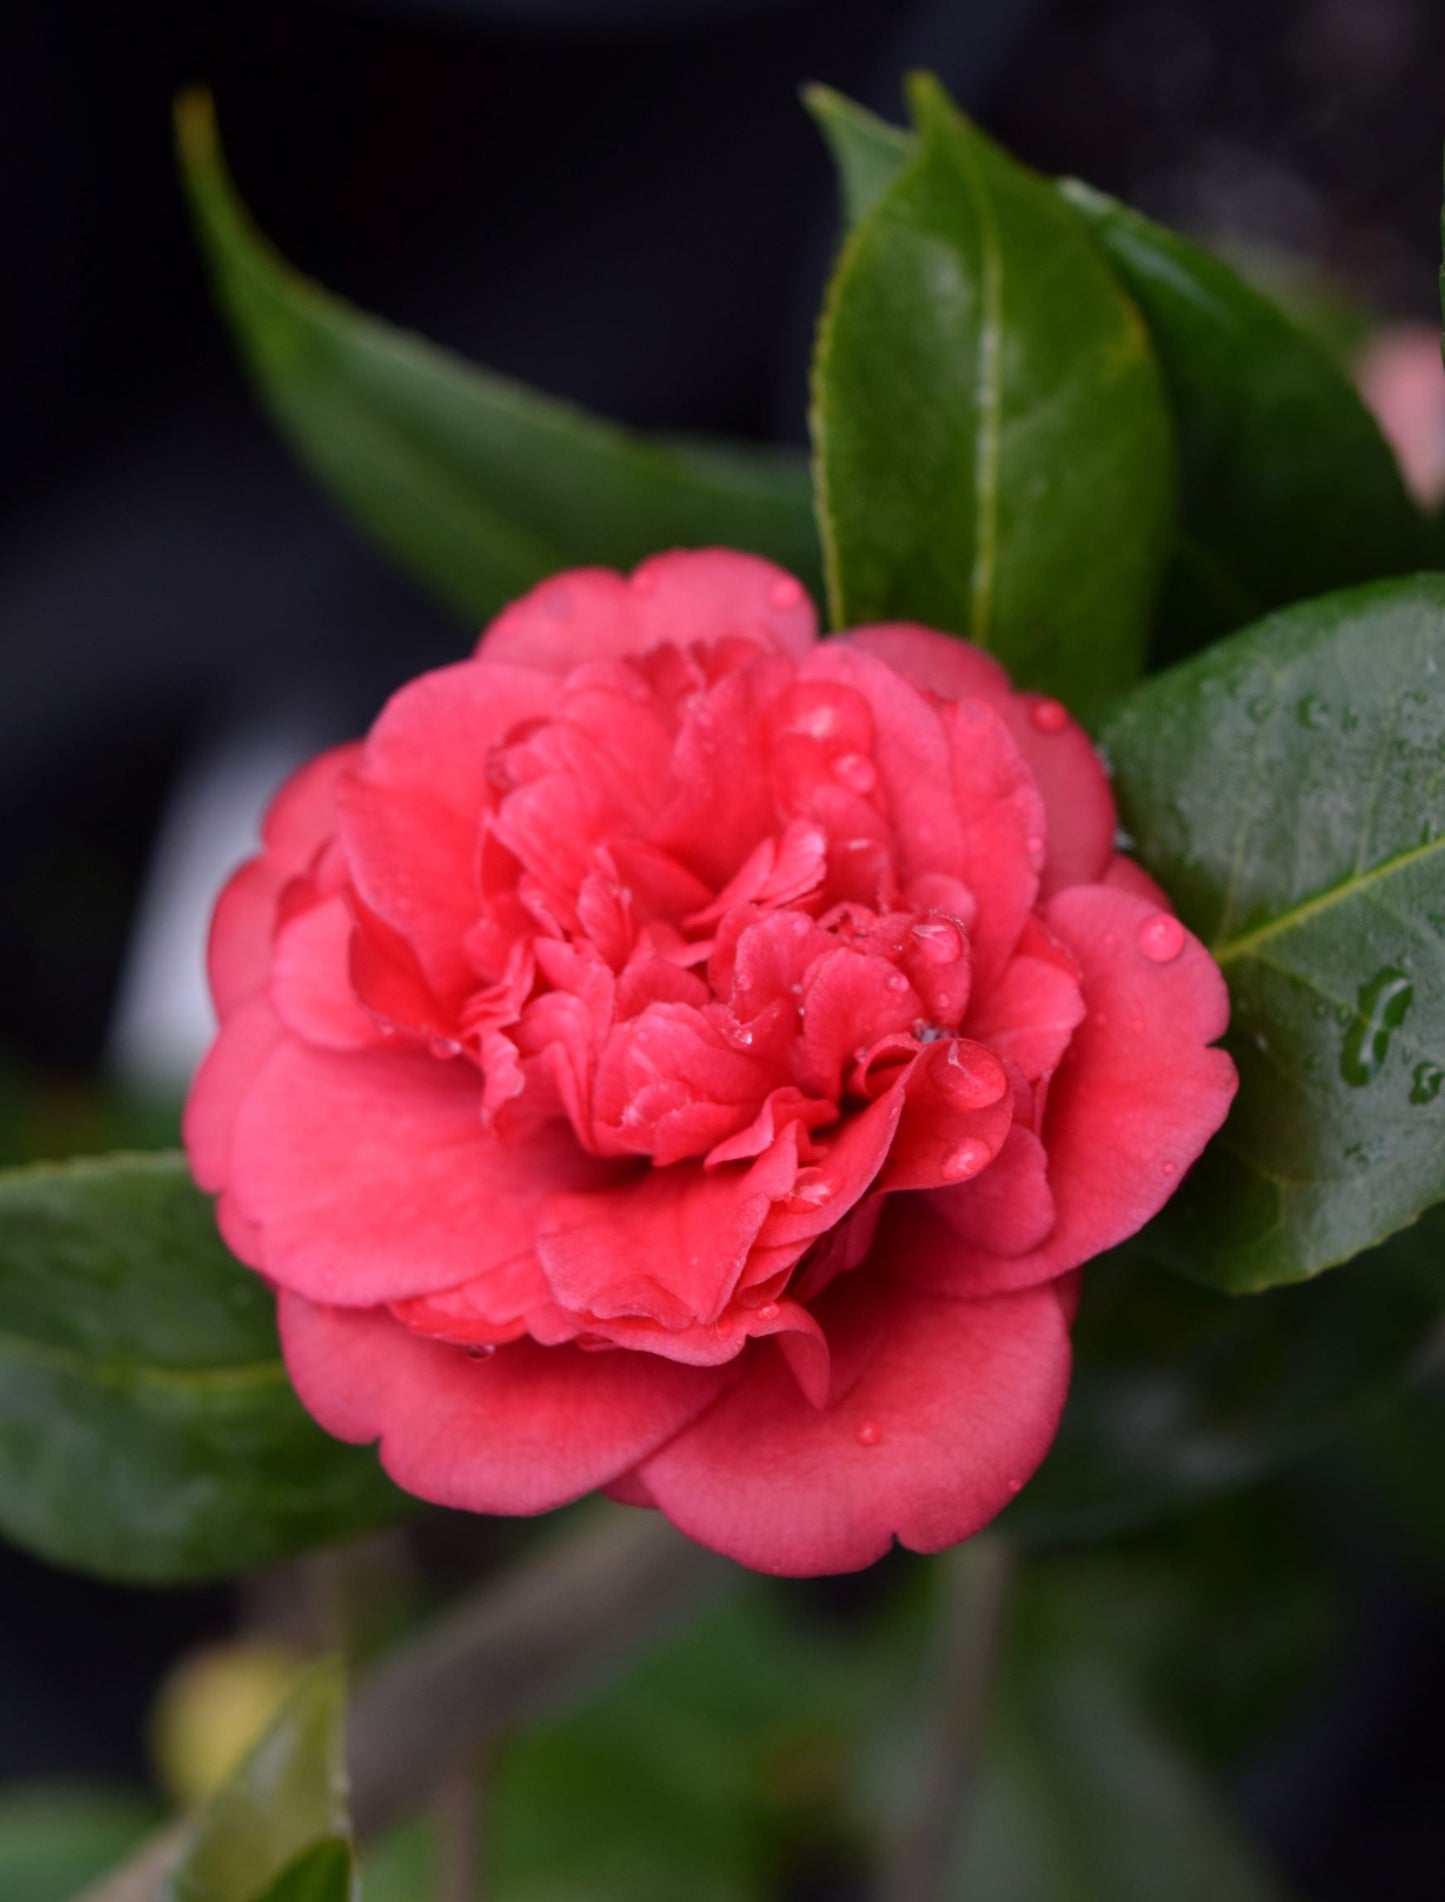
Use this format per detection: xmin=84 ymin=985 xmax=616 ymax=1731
xmin=1246 ymin=694 xmax=1274 ymax=724
xmin=1137 ymin=912 xmax=1185 ymax=963
xmin=1026 ymin=833 xmax=1046 ymax=865
xmin=911 ymin=918 xmax=963 ymax=964
xmin=787 ymin=1174 xmax=833 ymax=1212
xmin=1162 ymin=1160 xmax=1178 ymax=1177
xmin=941 ymin=1137 xmax=993 ymax=1182
xmin=632 ymin=567 xmax=657 ymax=596
xmin=1030 ymin=697 xmax=1068 ymax=734
xmin=1341 ymin=967 xmax=1414 ymax=1086
xmin=464 ymin=1343 xmax=496 ymax=1361
xmin=429 ymin=1036 xmax=463 ymax=1059
xmin=938 ymin=1044 xmax=1008 ymax=1107
xmin=1296 ymin=693 xmax=1329 ymax=730
xmin=1410 ymin=1061 xmax=1443 ymax=1105
xmin=758 ymin=1301 xmax=782 ymax=1322
xmin=855 ymin=1419 xmax=882 ymax=1447
xmin=769 ymin=575 xmax=805 ymax=610
xmin=833 ymin=751 xmax=878 ymax=794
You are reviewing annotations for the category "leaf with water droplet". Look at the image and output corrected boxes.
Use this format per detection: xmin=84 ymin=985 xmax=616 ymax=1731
xmin=1100 ymin=575 xmax=1445 ymax=1290
xmin=1340 ymin=968 xmax=1414 ymax=1086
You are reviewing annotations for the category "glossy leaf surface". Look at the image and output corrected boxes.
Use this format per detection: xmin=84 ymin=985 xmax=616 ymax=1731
xmin=1101 ymin=576 xmax=1445 ymax=1287
xmin=176 ymin=90 xmax=821 ymax=622
xmin=811 ymin=76 xmax=1174 ymax=706
xmin=1062 ymin=181 xmax=1431 ymax=660
xmin=0 ymin=1154 xmax=404 ymax=1582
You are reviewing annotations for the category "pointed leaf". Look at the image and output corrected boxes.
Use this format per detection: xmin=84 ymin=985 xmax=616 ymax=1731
xmin=167 ymin=1660 xmax=353 ymax=1902
xmin=811 ymin=76 xmax=1174 ymax=706
xmin=804 ymin=85 xmax=911 ymax=226
xmin=0 ymin=1153 xmax=405 ymax=1582
xmin=1062 ymin=181 xmax=1430 ymax=661
xmin=175 ymin=89 xmax=821 ymax=621
xmin=1099 ymin=575 xmax=1445 ymax=1288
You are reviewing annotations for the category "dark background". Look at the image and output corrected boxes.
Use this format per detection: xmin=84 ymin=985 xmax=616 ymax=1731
xmin=2 ymin=0 xmax=1443 ymax=1893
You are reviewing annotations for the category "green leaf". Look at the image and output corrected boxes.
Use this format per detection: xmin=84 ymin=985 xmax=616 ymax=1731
xmin=0 ymin=1786 xmax=158 ymax=1902
xmin=810 ymin=75 xmax=1174 ymax=707
xmin=807 ymin=89 xmax=1427 ymax=669
xmin=1099 ymin=574 xmax=1445 ymax=1288
xmin=0 ymin=1152 xmax=405 ymax=1582
xmin=951 ymin=1575 xmax=1291 ymax=1901
xmin=254 ymin=1841 xmax=356 ymax=1902
xmin=168 ymin=1660 xmax=353 ymax=1902
xmin=804 ymin=85 xmax=912 ymax=226
xmin=1009 ymin=1216 xmax=1445 ymax=1538
xmin=1061 ymin=180 xmax=1430 ymax=662
xmin=174 ymin=88 xmax=821 ymax=622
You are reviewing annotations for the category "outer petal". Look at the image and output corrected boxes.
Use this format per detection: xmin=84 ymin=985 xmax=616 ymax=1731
xmin=935 ymin=882 xmax=1237 ymax=1295
xmin=637 ymin=1238 xmax=1073 ymax=1575
xmin=228 ymin=1037 xmax=610 ymax=1304
xmin=207 ymin=857 xmax=286 ymax=1021
xmin=183 ymin=993 xmax=285 ymax=1193
xmin=479 ymin=552 xmax=817 ymax=673
xmin=840 ymin=625 xmax=1115 ymax=895
xmin=280 ymin=1295 xmax=724 ymax=1515
xmin=270 ymin=895 xmax=381 ymax=1051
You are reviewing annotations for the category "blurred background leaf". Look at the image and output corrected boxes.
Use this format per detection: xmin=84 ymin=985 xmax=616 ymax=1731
xmin=0 ymin=1154 xmax=405 ymax=1582
xmin=167 ymin=1659 xmax=352 ymax=1902
xmin=175 ymin=89 xmax=823 ymax=627
xmin=0 ymin=1786 xmax=158 ymax=1902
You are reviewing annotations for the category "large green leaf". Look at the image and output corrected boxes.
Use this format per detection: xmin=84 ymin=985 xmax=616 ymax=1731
xmin=175 ymin=89 xmax=821 ymax=622
xmin=1100 ymin=575 xmax=1445 ymax=1288
xmin=168 ymin=1661 xmax=354 ymax=1902
xmin=0 ymin=1153 xmax=404 ymax=1582
xmin=1008 ymin=1215 xmax=1444 ymax=1538
xmin=809 ymin=75 xmax=1174 ymax=706
xmin=950 ymin=1575 xmax=1291 ymax=1901
xmin=807 ymin=87 xmax=1428 ymax=669
xmin=1062 ymin=181 xmax=1431 ymax=661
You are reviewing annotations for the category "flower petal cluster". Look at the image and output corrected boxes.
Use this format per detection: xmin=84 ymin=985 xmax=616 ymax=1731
xmin=186 ymin=551 xmax=1235 ymax=1574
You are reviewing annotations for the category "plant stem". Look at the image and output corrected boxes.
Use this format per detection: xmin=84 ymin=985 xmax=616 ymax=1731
xmin=879 ymin=1535 xmax=1014 ymax=1902
xmin=76 ymin=1506 xmax=733 ymax=1902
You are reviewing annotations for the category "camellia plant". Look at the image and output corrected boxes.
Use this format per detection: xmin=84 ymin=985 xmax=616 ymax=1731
xmin=2 ymin=71 xmax=1442 ymax=1902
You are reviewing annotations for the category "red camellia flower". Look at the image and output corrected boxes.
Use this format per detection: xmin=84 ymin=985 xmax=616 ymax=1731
xmin=186 ymin=551 xmax=1235 ymax=1575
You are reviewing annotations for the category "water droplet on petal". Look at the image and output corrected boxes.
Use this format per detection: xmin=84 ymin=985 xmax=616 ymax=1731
xmin=911 ymin=918 xmax=962 ymax=963
xmin=941 ymin=1137 xmax=993 ymax=1182
xmin=786 ymin=1174 xmax=833 ymax=1212
xmin=1030 ymin=697 xmax=1068 ymax=734
xmin=429 ymin=1037 xmax=463 ymax=1059
xmin=855 ymin=1419 xmax=882 ymax=1447
xmin=1026 ymin=834 xmax=1046 ymax=865
xmin=832 ymin=751 xmax=878 ymax=794
xmin=769 ymin=575 xmax=805 ymax=610
xmin=464 ymin=1343 xmax=496 ymax=1361
xmin=1162 ymin=1160 xmax=1178 ymax=1177
xmin=938 ymin=1044 xmax=1008 ymax=1107
xmin=887 ymin=971 xmax=910 ymax=993
xmin=632 ymin=567 xmax=657 ymax=596
xmin=1137 ymin=912 xmax=1186 ymax=962
xmin=758 ymin=1301 xmax=781 ymax=1323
